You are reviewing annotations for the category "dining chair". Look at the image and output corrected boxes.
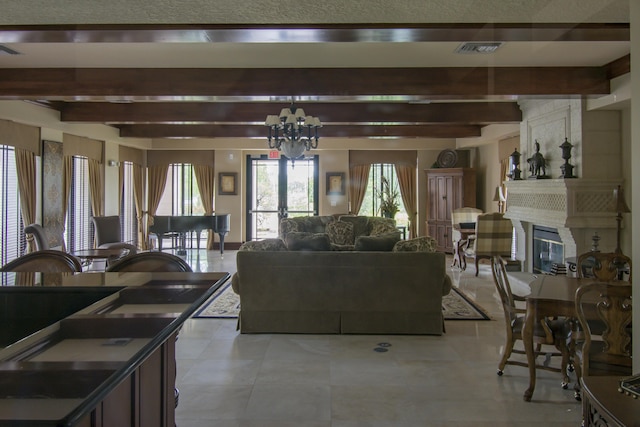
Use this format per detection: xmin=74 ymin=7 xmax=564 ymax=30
xmin=576 ymin=251 xmax=631 ymax=282
xmin=106 ymin=251 xmax=193 ymax=272
xmin=451 ymin=207 xmax=483 ymax=269
xmin=491 ymin=256 xmax=572 ymax=389
xmin=571 ymin=281 xmax=632 ymax=401
xmin=24 ymin=223 xmax=50 ymax=251
xmin=91 ymin=216 xmax=138 ymax=255
xmin=464 ymin=212 xmax=513 ymax=276
xmin=0 ymin=250 xmax=83 ymax=273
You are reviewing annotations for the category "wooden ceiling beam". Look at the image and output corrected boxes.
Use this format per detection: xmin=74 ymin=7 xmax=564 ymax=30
xmin=0 ymin=66 xmax=609 ymax=98
xmin=61 ymin=101 xmax=522 ymax=124
xmin=117 ymin=123 xmax=482 ymax=139
xmin=0 ymin=23 xmax=629 ymax=43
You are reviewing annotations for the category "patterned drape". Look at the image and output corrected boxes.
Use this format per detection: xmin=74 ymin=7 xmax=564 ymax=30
xmin=88 ymin=158 xmax=104 ymax=217
xmin=348 ymin=164 xmax=370 ymax=215
xmin=194 ymin=164 xmax=216 ymax=250
xmin=395 ymin=164 xmax=417 ymax=239
xmin=14 ymin=149 xmax=37 ymax=253
xmin=147 ymin=164 xmax=169 ymax=249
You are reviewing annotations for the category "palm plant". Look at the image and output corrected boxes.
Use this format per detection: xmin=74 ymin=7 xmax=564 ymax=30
xmin=377 ymin=176 xmax=399 ymax=218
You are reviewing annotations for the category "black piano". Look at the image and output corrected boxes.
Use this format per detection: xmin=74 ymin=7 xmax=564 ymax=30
xmin=149 ymin=214 xmax=230 ymax=255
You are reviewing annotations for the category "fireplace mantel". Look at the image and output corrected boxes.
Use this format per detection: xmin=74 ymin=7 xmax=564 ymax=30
xmin=504 ymin=178 xmax=622 ymax=269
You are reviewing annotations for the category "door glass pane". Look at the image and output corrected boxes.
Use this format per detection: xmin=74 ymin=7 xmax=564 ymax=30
xmin=286 ymin=159 xmax=315 ymax=217
xmin=250 ymin=159 xmax=280 ymax=239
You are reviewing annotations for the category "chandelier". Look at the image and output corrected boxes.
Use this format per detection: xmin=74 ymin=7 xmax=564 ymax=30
xmin=265 ymin=104 xmax=322 ymax=161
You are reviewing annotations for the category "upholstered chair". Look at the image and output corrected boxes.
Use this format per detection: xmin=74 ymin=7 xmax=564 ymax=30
xmin=24 ymin=223 xmax=50 ymax=251
xmin=92 ymin=216 xmax=138 ymax=256
xmin=106 ymin=251 xmax=192 ymax=272
xmin=450 ymin=207 xmax=483 ymax=268
xmin=0 ymin=250 xmax=83 ymax=273
xmin=463 ymin=212 xmax=513 ymax=276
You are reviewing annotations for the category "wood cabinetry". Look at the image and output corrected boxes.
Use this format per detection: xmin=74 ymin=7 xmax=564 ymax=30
xmin=425 ymin=168 xmax=476 ymax=253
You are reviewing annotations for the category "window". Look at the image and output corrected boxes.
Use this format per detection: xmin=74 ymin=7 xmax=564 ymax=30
xmin=157 ymin=163 xmax=204 ymax=216
xmin=0 ymin=145 xmax=26 ymax=265
xmin=120 ymin=161 xmax=137 ymax=245
xmin=65 ymin=156 xmax=93 ymax=252
xmin=358 ymin=163 xmax=408 ymax=228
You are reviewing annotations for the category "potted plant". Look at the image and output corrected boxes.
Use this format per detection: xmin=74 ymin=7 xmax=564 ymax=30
xmin=378 ymin=176 xmax=400 ymax=218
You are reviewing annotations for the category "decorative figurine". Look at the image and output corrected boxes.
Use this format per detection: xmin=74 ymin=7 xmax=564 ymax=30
xmin=526 ymin=140 xmax=548 ymax=179
xmin=508 ymin=148 xmax=522 ymax=180
xmin=559 ymin=137 xmax=575 ymax=178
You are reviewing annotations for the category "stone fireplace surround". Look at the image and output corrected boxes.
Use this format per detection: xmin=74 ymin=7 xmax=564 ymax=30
xmin=504 ymin=178 xmax=622 ymax=273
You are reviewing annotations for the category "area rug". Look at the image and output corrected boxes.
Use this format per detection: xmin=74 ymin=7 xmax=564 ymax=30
xmin=194 ymin=283 xmax=490 ymax=320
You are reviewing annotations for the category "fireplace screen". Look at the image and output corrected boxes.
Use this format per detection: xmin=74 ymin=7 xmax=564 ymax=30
xmin=533 ymin=225 xmax=564 ymax=274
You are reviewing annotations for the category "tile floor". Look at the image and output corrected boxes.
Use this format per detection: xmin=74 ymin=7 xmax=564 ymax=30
xmin=173 ymin=249 xmax=583 ymax=426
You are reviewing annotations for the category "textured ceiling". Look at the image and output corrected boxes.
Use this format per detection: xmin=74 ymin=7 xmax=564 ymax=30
xmin=0 ymin=0 xmax=630 ymax=25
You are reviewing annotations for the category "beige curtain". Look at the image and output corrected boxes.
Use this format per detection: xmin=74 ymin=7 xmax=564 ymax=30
xmin=147 ymin=164 xmax=169 ymax=248
xmin=194 ymin=164 xmax=216 ymax=250
xmin=88 ymin=158 xmax=104 ymax=217
xmin=14 ymin=149 xmax=37 ymax=252
xmin=61 ymin=155 xmax=73 ymax=251
xmin=395 ymin=164 xmax=417 ymax=239
xmin=132 ymin=163 xmax=147 ymax=249
xmin=348 ymin=164 xmax=371 ymax=215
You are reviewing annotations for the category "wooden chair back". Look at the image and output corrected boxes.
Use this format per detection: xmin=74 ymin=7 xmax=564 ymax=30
xmin=106 ymin=251 xmax=192 ymax=272
xmin=574 ymin=281 xmax=632 ymax=377
xmin=0 ymin=250 xmax=83 ymax=273
xmin=576 ymin=251 xmax=631 ymax=282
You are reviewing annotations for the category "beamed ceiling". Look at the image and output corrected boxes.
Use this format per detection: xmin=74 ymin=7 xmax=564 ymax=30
xmin=0 ymin=23 xmax=631 ymax=142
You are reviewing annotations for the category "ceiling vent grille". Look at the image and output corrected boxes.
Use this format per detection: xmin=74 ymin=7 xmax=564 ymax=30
xmin=455 ymin=42 xmax=503 ymax=54
xmin=0 ymin=45 xmax=20 ymax=55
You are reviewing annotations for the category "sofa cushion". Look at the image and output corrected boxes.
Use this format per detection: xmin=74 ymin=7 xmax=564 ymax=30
xmin=239 ymin=238 xmax=288 ymax=251
xmin=286 ymin=232 xmax=332 ymax=251
xmin=368 ymin=217 xmax=398 ymax=236
xmin=326 ymin=220 xmax=355 ymax=246
xmin=338 ymin=215 xmax=370 ymax=238
xmin=392 ymin=236 xmax=437 ymax=252
xmin=354 ymin=231 xmax=401 ymax=251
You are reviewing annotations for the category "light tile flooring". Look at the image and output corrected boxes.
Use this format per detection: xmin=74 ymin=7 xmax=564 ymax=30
xmin=173 ymin=249 xmax=582 ymax=426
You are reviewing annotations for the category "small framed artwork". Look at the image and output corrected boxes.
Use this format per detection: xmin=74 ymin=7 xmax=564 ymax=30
xmin=326 ymin=172 xmax=345 ymax=195
xmin=218 ymin=172 xmax=238 ymax=195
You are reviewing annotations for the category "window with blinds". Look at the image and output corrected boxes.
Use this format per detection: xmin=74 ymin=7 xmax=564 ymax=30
xmin=0 ymin=145 xmax=26 ymax=265
xmin=65 ymin=156 xmax=93 ymax=252
xmin=120 ymin=161 xmax=137 ymax=245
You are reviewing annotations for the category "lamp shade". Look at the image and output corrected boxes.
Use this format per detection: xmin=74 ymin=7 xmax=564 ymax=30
xmin=265 ymin=115 xmax=280 ymax=126
xmin=493 ymin=186 xmax=501 ymax=202
xmin=279 ymin=108 xmax=292 ymax=119
xmin=294 ymin=108 xmax=305 ymax=119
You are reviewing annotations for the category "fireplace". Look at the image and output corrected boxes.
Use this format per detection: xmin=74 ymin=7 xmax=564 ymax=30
xmin=532 ymin=226 xmax=564 ymax=274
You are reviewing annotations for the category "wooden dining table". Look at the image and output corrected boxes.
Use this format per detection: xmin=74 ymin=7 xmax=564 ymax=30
xmin=521 ymin=274 xmax=593 ymax=402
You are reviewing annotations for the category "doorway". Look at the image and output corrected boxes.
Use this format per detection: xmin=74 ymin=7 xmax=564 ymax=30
xmin=246 ymin=155 xmax=319 ymax=240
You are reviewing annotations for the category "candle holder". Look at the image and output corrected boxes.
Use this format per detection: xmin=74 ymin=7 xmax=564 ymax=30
xmin=559 ymin=137 xmax=575 ymax=178
xmin=508 ymin=149 xmax=522 ymax=180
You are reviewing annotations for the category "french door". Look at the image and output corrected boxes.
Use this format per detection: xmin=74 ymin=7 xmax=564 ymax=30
xmin=246 ymin=155 xmax=318 ymax=240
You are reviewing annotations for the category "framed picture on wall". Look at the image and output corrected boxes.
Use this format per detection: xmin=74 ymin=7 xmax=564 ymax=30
xmin=326 ymin=172 xmax=345 ymax=195
xmin=218 ymin=172 xmax=237 ymax=195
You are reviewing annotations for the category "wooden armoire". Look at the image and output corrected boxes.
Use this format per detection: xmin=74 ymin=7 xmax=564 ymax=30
xmin=425 ymin=168 xmax=477 ymax=253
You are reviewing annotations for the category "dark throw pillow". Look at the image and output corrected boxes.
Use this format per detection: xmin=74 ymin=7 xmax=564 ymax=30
xmin=285 ymin=232 xmax=332 ymax=251
xmin=354 ymin=231 xmax=401 ymax=252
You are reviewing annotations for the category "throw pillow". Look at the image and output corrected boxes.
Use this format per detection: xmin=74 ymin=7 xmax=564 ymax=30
xmin=369 ymin=218 xmax=398 ymax=236
xmin=338 ymin=215 xmax=370 ymax=238
xmin=326 ymin=220 xmax=355 ymax=246
xmin=392 ymin=236 xmax=437 ymax=252
xmin=354 ymin=231 xmax=401 ymax=252
xmin=239 ymin=238 xmax=288 ymax=251
xmin=285 ymin=232 xmax=332 ymax=251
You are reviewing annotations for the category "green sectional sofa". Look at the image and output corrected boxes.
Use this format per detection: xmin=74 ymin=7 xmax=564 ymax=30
xmin=232 ymin=249 xmax=452 ymax=335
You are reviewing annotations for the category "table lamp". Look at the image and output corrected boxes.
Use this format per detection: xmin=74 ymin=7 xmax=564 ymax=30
xmin=614 ymin=185 xmax=630 ymax=254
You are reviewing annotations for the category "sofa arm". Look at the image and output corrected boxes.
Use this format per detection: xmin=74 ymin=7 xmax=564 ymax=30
xmin=442 ymin=274 xmax=453 ymax=296
xmin=231 ymin=272 xmax=240 ymax=294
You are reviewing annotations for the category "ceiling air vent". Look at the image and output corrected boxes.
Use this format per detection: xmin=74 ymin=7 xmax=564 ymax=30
xmin=455 ymin=42 xmax=503 ymax=54
xmin=0 ymin=45 xmax=21 ymax=55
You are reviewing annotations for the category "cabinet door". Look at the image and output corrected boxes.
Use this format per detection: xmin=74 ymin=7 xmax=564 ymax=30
xmin=435 ymin=175 xmax=454 ymax=222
